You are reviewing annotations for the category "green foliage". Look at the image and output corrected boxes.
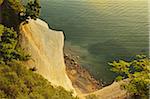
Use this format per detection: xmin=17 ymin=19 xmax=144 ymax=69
xmin=8 ymin=0 xmax=24 ymax=13
xmin=115 ymin=76 xmax=123 ymax=81
xmin=109 ymin=55 xmax=150 ymax=98
xmin=0 ymin=24 xmax=30 ymax=63
xmin=0 ymin=61 xmax=77 ymax=99
xmin=26 ymin=0 xmax=41 ymax=20
xmin=1 ymin=0 xmax=22 ymax=29
xmin=1 ymin=0 xmax=40 ymax=24
xmin=0 ymin=25 xmax=4 ymax=37
xmin=0 ymin=1 xmax=77 ymax=98
xmin=109 ymin=60 xmax=130 ymax=77
xmin=19 ymin=0 xmax=41 ymax=21
xmin=0 ymin=23 xmax=76 ymax=99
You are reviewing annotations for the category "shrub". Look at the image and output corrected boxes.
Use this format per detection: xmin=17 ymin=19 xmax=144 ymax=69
xmin=19 ymin=0 xmax=41 ymax=22
xmin=0 ymin=61 xmax=77 ymax=99
xmin=109 ymin=55 xmax=150 ymax=98
xmin=0 ymin=24 xmax=30 ymax=63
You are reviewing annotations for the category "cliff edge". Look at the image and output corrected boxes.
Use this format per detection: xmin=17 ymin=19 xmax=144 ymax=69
xmin=19 ymin=19 xmax=76 ymax=95
xmin=80 ymin=80 xmax=129 ymax=99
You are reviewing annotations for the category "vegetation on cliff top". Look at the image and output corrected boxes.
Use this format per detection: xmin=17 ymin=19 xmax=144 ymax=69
xmin=0 ymin=24 xmax=30 ymax=64
xmin=1 ymin=0 xmax=40 ymax=28
xmin=17 ymin=0 xmax=41 ymax=22
xmin=0 ymin=61 xmax=77 ymax=99
xmin=0 ymin=24 xmax=77 ymax=99
xmin=0 ymin=0 xmax=77 ymax=98
xmin=109 ymin=55 xmax=150 ymax=98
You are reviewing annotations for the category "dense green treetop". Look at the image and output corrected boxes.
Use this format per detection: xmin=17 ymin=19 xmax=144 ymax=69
xmin=0 ymin=24 xmax=30 ymax=64
xmin=1 ymin=0 xmax=41 ymax=26
xmin=19 ymin=0 xmax=41 ymax=22
xmin=7 ymin=0 xmax=24 ymax=13
xmin=109 ymin=55 xmax=150 ymax=98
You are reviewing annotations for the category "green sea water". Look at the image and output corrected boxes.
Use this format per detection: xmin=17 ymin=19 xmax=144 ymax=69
xmin=40 ymin=0 xmax=149 ymax=84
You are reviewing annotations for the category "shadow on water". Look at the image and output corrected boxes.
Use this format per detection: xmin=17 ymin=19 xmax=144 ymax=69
xmin=88 ymin=40 xmax=131 ymax=59
xmin=86 ymin=39 xmax=145 ymax=85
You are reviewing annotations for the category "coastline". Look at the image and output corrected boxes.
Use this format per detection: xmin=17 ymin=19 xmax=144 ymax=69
xmin=64 ymin=52 xmax=103 ymax=94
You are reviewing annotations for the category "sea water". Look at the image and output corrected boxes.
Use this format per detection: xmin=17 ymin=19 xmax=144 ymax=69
xmin=40 ymin=0 xmax=149 ymax=84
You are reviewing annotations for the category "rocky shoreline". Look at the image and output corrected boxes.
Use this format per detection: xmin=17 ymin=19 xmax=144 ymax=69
xmin=64 ymin=53 xmax=103 ymax=94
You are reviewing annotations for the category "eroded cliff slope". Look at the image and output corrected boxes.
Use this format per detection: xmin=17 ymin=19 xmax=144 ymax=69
xmin=80 ymin=81 xmax=129 ymax=99
xmin=19 ymin=19 xmax=76 ymax=95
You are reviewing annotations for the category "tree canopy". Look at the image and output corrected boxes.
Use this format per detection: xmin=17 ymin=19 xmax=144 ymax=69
xmin=0 ymin=24 xmax=30 ymax=64
xmin=109 ymin=55 xmax=150 ymax=98
xmin=19 ymin=0 xmax=41 ymax=22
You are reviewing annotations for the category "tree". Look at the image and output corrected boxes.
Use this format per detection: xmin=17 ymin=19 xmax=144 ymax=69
xmin=8 ymin=0 xmax=24 ymax=13
xmin=0 ymin=25 xmax=17 ymax=62
xmin=0 ymin=24 xmax=30 ymax=63
xmin=19 ymin=0 xmax=41 ymax=21
xmin=25 ymin=0 xmax=41 ymax=20
xmin=109 ymin=55 xmax=150 ymax=98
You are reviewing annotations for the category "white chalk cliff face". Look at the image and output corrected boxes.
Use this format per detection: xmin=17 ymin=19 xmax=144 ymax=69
xmin=20 ymin=19 xmax=76 ymax=95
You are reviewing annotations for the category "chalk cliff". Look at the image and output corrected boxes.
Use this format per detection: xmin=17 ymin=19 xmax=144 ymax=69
xmin=19 ymin=19 xmax=129 ymax=99
xmin=79 ymin=81 xmax=129 ymax=99
xmin=20 ymin=19 xmax=76 ymax=95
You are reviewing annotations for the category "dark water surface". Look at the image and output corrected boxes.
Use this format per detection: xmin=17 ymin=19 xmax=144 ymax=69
xmin=40 ymin=0 xmax=149 ymax=84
